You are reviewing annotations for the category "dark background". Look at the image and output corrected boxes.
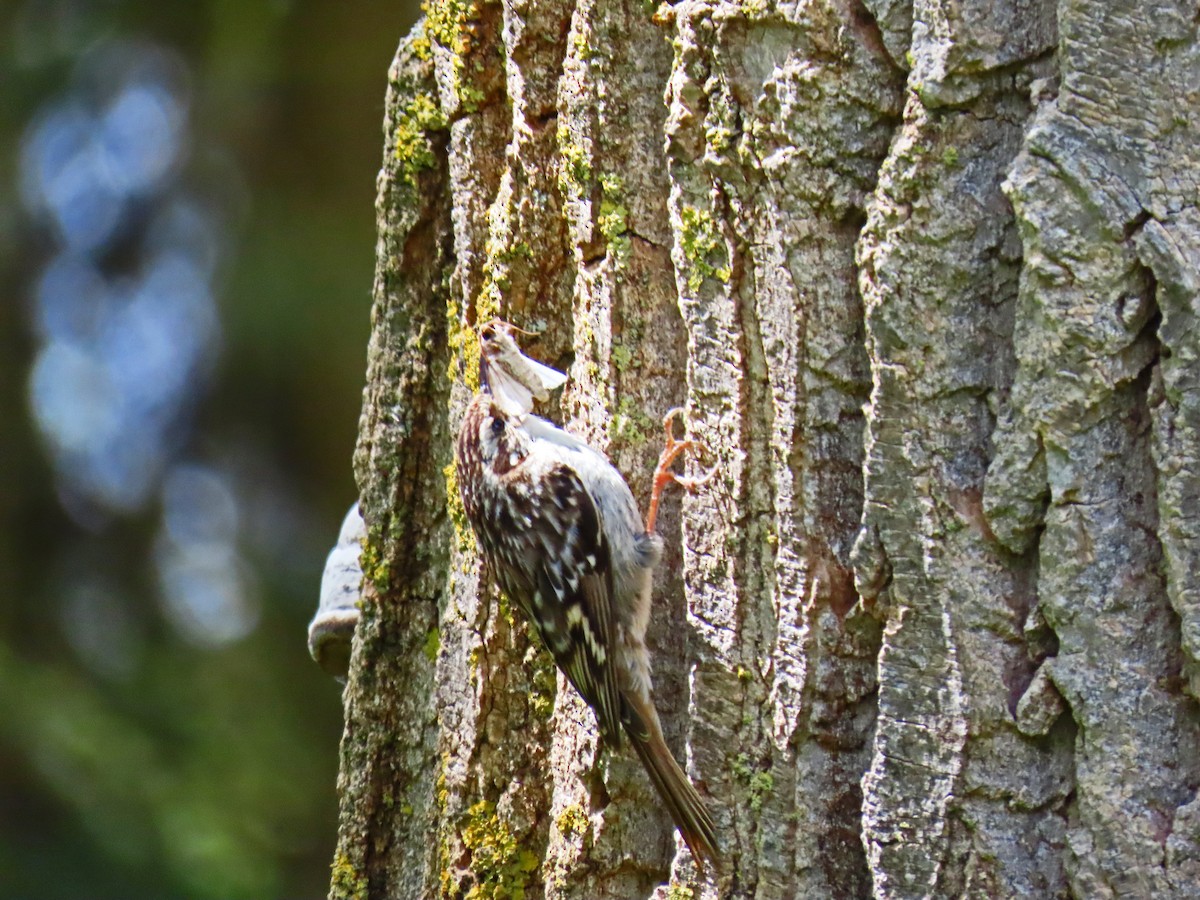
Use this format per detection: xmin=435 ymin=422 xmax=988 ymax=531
xmin=1 ymin=1 xmax=420 ymax=896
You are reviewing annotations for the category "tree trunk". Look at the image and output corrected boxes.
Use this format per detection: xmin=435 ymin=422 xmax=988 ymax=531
xmin=331 ymin=1 xmax=1200 ymax=897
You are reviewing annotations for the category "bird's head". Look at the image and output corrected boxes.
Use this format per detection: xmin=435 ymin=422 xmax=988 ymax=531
xmin=474 ymin=397 xmax=530 ymax=474
xmin=477 ymin=319 xmax=524 ymax=393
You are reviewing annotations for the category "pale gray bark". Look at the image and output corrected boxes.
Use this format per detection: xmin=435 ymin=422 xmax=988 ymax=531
xmin=332 ymin=1 xmax=1200 ymax=898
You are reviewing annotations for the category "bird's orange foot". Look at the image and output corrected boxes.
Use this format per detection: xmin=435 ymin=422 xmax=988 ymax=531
xmin=645 ymin=408 xmax=718 ymax=534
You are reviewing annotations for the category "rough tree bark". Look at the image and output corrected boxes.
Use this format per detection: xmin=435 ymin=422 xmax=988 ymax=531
xmin=330 ymin=1 xmax=1200 ymax=897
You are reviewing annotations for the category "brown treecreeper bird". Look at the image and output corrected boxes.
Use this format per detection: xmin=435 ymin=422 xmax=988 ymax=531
xmin=455 ymin=321 xmax=719 ymax=866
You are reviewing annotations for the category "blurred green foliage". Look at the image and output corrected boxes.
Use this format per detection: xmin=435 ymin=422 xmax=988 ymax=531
xmin=0 ymin=1 xmax=420 ymax=897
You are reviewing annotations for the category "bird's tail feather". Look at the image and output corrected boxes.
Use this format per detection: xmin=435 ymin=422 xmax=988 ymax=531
xmin=624 ymin=713 xmax=720 ymax=869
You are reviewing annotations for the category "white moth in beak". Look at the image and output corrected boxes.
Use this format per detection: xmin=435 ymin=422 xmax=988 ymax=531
xmin=478 ymin=319 xmax=568 ymax=418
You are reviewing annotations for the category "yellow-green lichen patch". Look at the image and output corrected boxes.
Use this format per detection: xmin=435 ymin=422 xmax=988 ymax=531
xmin=444 ymin=461 xmax=478 ymax=556
xmin=679 ymin=205 xmax=731 ymax=292
xmin=446 ymin=298 xmax=481 ymax=393
xmin=610 ymin=396 xmax=656 ymax=448
xmin=731 ymin=752 xmax=774 ymax=813
xmin=423 ymin=626 xmax=441 ymax=663
xmin=411 ymin=26 xmax=433 ymax=61
xmin=527 ymin=645 xmax=558 ymax=721
xmin=749 ymin=770 xmax=774 ymax=812
xmin=458 ymin=800 xmax=540 ymax=899
xmin=556 ymin=123 xmax=593 ymax=199
xmin=423 ymin=0 xmax=487 ymax=112
xmin=479 ymin=236 xmax=532 ymax=310
xmin=425 ymin=0 xmax=471 ymax=52
xmin=706 ymin=122 xmax=736 ymax=156
xmin=666 ymin=884 xmax=696 ymax=900
xmin=436 ymin=765 xmax=456 ymax=898
xmin=494 ymin=584 xmax=517 ymax=627
xmin=329 ymin=850 xmax=367 ymax=900
xmin=476 ymin=177 xmax=529 ymax=315
xmin=436 ymin=758 xmax=451 ymax=811
xmin=459 ymin=81 xmax=487 ymax=113
xmin=703 ymin=85 xmax=739 ymax=158
xmin=610 ymin=342 xmax=633 ymax=375
xmin=360 ymin=531 xmax=391 ymax=593
xmin=598 ymin=173 xmax=631 ymax=268
xmin=555 ymin=804 xmax=589 ymax=839
xmin=394 ymin=91 xmax=447 ymax=187
xmin=570 ymin=22 xmax=595 ymax=62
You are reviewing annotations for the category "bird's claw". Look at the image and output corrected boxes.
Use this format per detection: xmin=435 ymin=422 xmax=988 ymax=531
xmin=659 ymin=407 xmax=718 ymax=484
xmin=646 ymin=408 xmax=718 ymax=534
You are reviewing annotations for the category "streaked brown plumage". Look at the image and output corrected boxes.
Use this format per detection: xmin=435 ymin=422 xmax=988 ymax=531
xmin=455 ymin=386 xmax=719 ymax=867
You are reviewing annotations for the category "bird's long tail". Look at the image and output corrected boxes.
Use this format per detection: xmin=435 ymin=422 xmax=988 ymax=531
xmin=622 ymin=698 xmax=720 ymax=869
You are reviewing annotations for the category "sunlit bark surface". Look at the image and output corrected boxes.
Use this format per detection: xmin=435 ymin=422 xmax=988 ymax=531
xmin=332 ymin=2 xmax=1200 ymax=897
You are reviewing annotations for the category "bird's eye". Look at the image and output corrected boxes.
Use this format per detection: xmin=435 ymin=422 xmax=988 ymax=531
xmin=481 ymin=326 xmax=495 ymax=341
xmin=490 ymin=417 xmax=505 ymax=435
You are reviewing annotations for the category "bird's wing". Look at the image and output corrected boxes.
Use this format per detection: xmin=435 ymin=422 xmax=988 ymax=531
xmin=519 ymin=355 xmax=569 ymax=395
xmin=522 ymin=414 xmax=594 ymax=453
xmin=527 ymin=464 xmax=623 ymax=745
xmin=486 ymin=368 xmax=536 ymax=418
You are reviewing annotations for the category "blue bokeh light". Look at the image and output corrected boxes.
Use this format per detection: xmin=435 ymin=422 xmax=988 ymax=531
xmin=33 ymin=253 xmax=116 ymax=345
xmin=22 ymin=41 xmax=217 ymax=519
xmin=97 ymin=81 xmax=184 ymax=195
xmin=21 ymin=39 xmax=255 ymax=649
xmin=157 ymin=465 xmax=259 ymax=647
xmin=21 ymin=100 xmax=127 ymax=253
